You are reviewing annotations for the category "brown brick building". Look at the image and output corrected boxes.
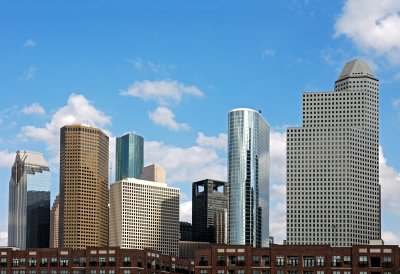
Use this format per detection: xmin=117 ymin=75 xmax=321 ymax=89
xmin=194 ymin=243 xmax=398 ymax=274
xmin=0 ymin=247 xmax=194 ymax=274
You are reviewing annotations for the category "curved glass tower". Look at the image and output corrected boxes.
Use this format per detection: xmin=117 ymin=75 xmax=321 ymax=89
xmin=228 ymin=108 xmax=270 ymax=247
xmin=8 ymin=150 xmax=51 ymax=249
xmin=115 ymin=132 xmax=144 ymax=181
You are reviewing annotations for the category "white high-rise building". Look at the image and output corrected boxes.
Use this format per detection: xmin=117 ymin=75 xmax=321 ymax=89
xmin=286 ymin=59 xmax=381 ymax=246
xmin=140 ymin=163 xmax=166 ymax=183
xmin=109 ymin=178 xmax=180 ymax=256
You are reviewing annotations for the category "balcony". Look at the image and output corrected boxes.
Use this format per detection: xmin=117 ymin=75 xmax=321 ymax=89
xmin=137 ymin=262 xmax=142 ymax=268
xmin=122 ymin=261 xmax=131 ymax=267
xmin=89 ymin=261 xmax=98 ymax=267
xmin=237 ymin=261 xmax=245 ymax=266
xmin=331 ymin=262 xmax=342 ymax=267
xmin=98 ymin=262 xmax=106 ymax=267
xmin=39 ymin=263 xmax=48 ymax=267
xmin=199 ymin=260 xmax=208 ymax=266
xmin=107 ymin=261 xmax=116 ymax=267
xmin=216 ymin=260 xmax=225 ymax=266
xmin=50 ymin=262 xmax=57 ymax=267
xmin=0 ymin=263 xmax=7 ymax=268
xmin=358 ymin=262 xmax=368 ymax=268
xmin=382 ymin=262 xmax=393 ymax=268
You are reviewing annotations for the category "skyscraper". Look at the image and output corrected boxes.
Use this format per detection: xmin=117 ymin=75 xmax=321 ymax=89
xmin=109 ymin=178 xmax=180 ymax=256
xmin=140 ymin=163 xmax=166 ymax=183
xmin=50 ymin=195 xmax=60 ymax=248
xmin=192 ymin=179 xmax=227 ymax=243
xmin=115 ymin=132 xmax=144 ymax=181
xmin=59 ymin=124 xmax=109 ymax=249
xmin=8 ymin=150 xmax=51 ymax=249
xmin=286 ymin=59 xmax=380 ymax=246
xmin=227 ymin=108 xmax=270 ymax=247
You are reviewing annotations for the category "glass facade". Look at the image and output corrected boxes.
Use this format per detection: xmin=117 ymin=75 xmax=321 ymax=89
xmin=228 ymin=108 xmax=270 ymax=247
xmin=115 ymin=133 xmax=144 ymax=181
xmin=8 ymin=151 xmax=51 ymax=249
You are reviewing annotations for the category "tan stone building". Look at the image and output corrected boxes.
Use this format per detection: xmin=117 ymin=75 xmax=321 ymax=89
xmin=50 ymin=195 xmax=60 ymax=248
xmin=59 ymin=124 xmax=109 ymax=249
xmin=140 ymin=163 xmax=166 ymax=183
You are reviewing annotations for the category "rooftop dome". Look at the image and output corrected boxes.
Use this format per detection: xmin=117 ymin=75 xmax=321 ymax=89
xmin=338 ymin=59 xmax=376 ymax=80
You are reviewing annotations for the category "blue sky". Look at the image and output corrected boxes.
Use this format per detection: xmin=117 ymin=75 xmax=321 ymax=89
xmin=1 ymin=0 xmax=400 ymax=245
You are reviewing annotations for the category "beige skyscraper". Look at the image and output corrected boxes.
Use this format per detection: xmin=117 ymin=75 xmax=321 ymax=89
xmin=109 ymin=178 xmax=180 ymax=256
xmin=59 ymin=124 xmax=109 ymax=249
xmin=50 ymin=195 xmax=60 ymax=248
xmin=140 ymin=163 xmax=166 ymax=183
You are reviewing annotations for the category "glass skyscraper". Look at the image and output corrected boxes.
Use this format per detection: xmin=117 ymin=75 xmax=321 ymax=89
xmin=8 ymin=151 xmax=51 ymax=249
xmin=227 ymin=108 xmax=270 ymax=247
xmin=115 ymin=132 xmax=144 ymax=181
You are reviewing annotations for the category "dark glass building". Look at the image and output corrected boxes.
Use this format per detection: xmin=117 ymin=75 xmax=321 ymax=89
xmin=115 ymin=132 xmax=144 ymax=181
xmin=180 ymin=222 xmax=193 ymax=241
xmin=192 ymin=179 xmax=227 ymax=243
xmin=8 ymin=151 xmax=51 ymax=249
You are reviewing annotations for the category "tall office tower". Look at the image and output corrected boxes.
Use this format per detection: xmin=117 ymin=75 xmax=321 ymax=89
xmin=228 ymin=108 xmax=270 ymax=247
xmin=286 ymin=59 xmax=380 ymax=246
xmin=109 ymin=178 xmax=180 ymax=256
xmin=215 ymin=209 xmax=228 ymax=244
xmin=192 ymin=179 xmax=227 ymax=243
xmin=180 ymin=222 xmax=193 ymax=241
xmin=140 ymin=163 xmax=166 ymax=183
xmin=59 ymin=124 xmax=109 ymax=249
xmin=8 ymin=151 xmax=51 ymax=249
xmin=115 ymin=132 xmax=144 ymax=181
xmin=50 ymin=195 xmax=60 ymax=248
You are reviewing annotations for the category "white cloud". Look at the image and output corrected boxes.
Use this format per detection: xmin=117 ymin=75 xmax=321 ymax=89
xmin=380 ymin=146 xmax=400 ymax=215
xmin=148 ymin=107 xmax=189 ymax=131
xmin=20 ymin=94 xmax=111 ymax=166
xmin=0 ymin=231 xmax=7 ymax=246
xmin=180 ymin=201 xmax=192 ymax=222
xmin=392 ymin=98 xmax=400 ymax=109
xmin=335 ymin=0 xmax=400 ymax=64
xmin=24 ymin=39 xmax=36 ymax=47
xmin=131 ymin=58 xmax=176 ymax=75
xmin=18 ymin=65 xmax=37 ymax=81
xmin=144 ymin=139 xmax=226 ymax=184
xmin=270 ymin=131 xmax=286 ymax=182
xmin=382 ymin=230 xmax=400 ymax=245
xmin=21 ymin=103 xmax=45 ymax=115
xmin=261 ymin=49 xmax=276 ymax=58
xmin=196 ymin=132 xmax=227 ymax=150
xmin=120 ymin=79 xmax=203 ymax=106
xmin=0 ymin=150 xmax=15 ymax=168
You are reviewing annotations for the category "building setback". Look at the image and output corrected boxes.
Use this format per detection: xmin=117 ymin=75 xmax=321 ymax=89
xmin=50 ymin=195 xmax=60 ymax=248
xmin=8 ymin=150 xmax=51 ymax=249
xmin=194 ymin=242 xmax=398 ymax=274
xmin=286 ymin=59 xmax=381 ymax=246
xmin=227 ymin=108 xmax=270 ymax=247
xmin=115 ymin=132 xmax=144 ymax=181
xmin=140 ymin=163 xmax=166 ymax=183
xmin=59 ymin=124 xmax=109 ymax=249
xmin=109 ymin=178 xmax=180 ymax=256
xmin=192 ymin=179 xmax=227 ymax=244
xmin=0 ymin=247 xmax=194 ymax=274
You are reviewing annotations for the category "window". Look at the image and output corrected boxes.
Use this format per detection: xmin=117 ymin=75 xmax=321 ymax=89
xmin=359 ymin=256 xmax=367 ymax=267
xmin=303 ymin=256 xmax=314 ymax=267
xmin=276 ymin=256 xmax=284 ymax=266
xmin=277 ymin=271 xmax=284 ymax=274
xmin=288 ymin=256 xmax=298 ymax=266
xmin=237 ymin=256 xmax=245 ymax=266
xmin=262 ymin=256 xmax=270 ymax=266
xmin=40 ymin=258 xmax=48 ymax=266
xmin=199 ymin=256 xmax=208 ymax=266
xmin=252 ymin=256 xmax=260 ymax=264
xmin=99 ymin=271 xmax=105 ymax=274
xmin=90 ymin=271 xmax=96 ymax=274
xmin=332 ymin=256 xmax=341 ymax=267
xmin=108 ymin=271 xmax=114 ymax=274
xmin=252 ymin=271 xmax=260 ymax=274
xmin=316 ymin=272 xmax=324 ymax=274
xmin=343 ymin=256 xmax=351 ymax=265
xmin=217 ymin=271 xmax=224 ymax=274
xmin=238 ymin=270 xmax=244 ymax=274
xmin=332 ymin=272 xmax=340 ymax=274
xmin=383 ymin=256 xmax=392 ymax=268
xmin=200 ymin=270 xmax=207 ymax=274
xmin=29 ymin=258 xmax=36 ymax=267
xmin=60 ymin=258 xmax=68 ymax=267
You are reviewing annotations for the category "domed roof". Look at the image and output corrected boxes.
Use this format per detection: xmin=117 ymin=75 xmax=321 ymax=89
xmin=338 ymin=59 xmax=376 ymax=80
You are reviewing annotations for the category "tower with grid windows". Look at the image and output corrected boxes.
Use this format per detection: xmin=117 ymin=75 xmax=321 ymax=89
xmin=286 ymin=59 xmax=381 ymax=246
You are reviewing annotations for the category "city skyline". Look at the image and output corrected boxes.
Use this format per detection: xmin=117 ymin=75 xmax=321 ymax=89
xmin=1 ymin=1 xmax=400 ymax=246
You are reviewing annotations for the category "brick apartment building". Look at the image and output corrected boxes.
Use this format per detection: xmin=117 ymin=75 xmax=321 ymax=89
xmin=0 ymin=247 xmax=194 ymax=274
xmin=194 ymin=243 xmax=398 ymax=274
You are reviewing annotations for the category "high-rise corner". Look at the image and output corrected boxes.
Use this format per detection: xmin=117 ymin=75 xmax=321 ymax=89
xmin=115 ymin=132 xmax=144 ymax=181
xmin=59 ymin=124 xmax=109 ymax=249
xmin=286 ymin=59 xmax=381 ymax=246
